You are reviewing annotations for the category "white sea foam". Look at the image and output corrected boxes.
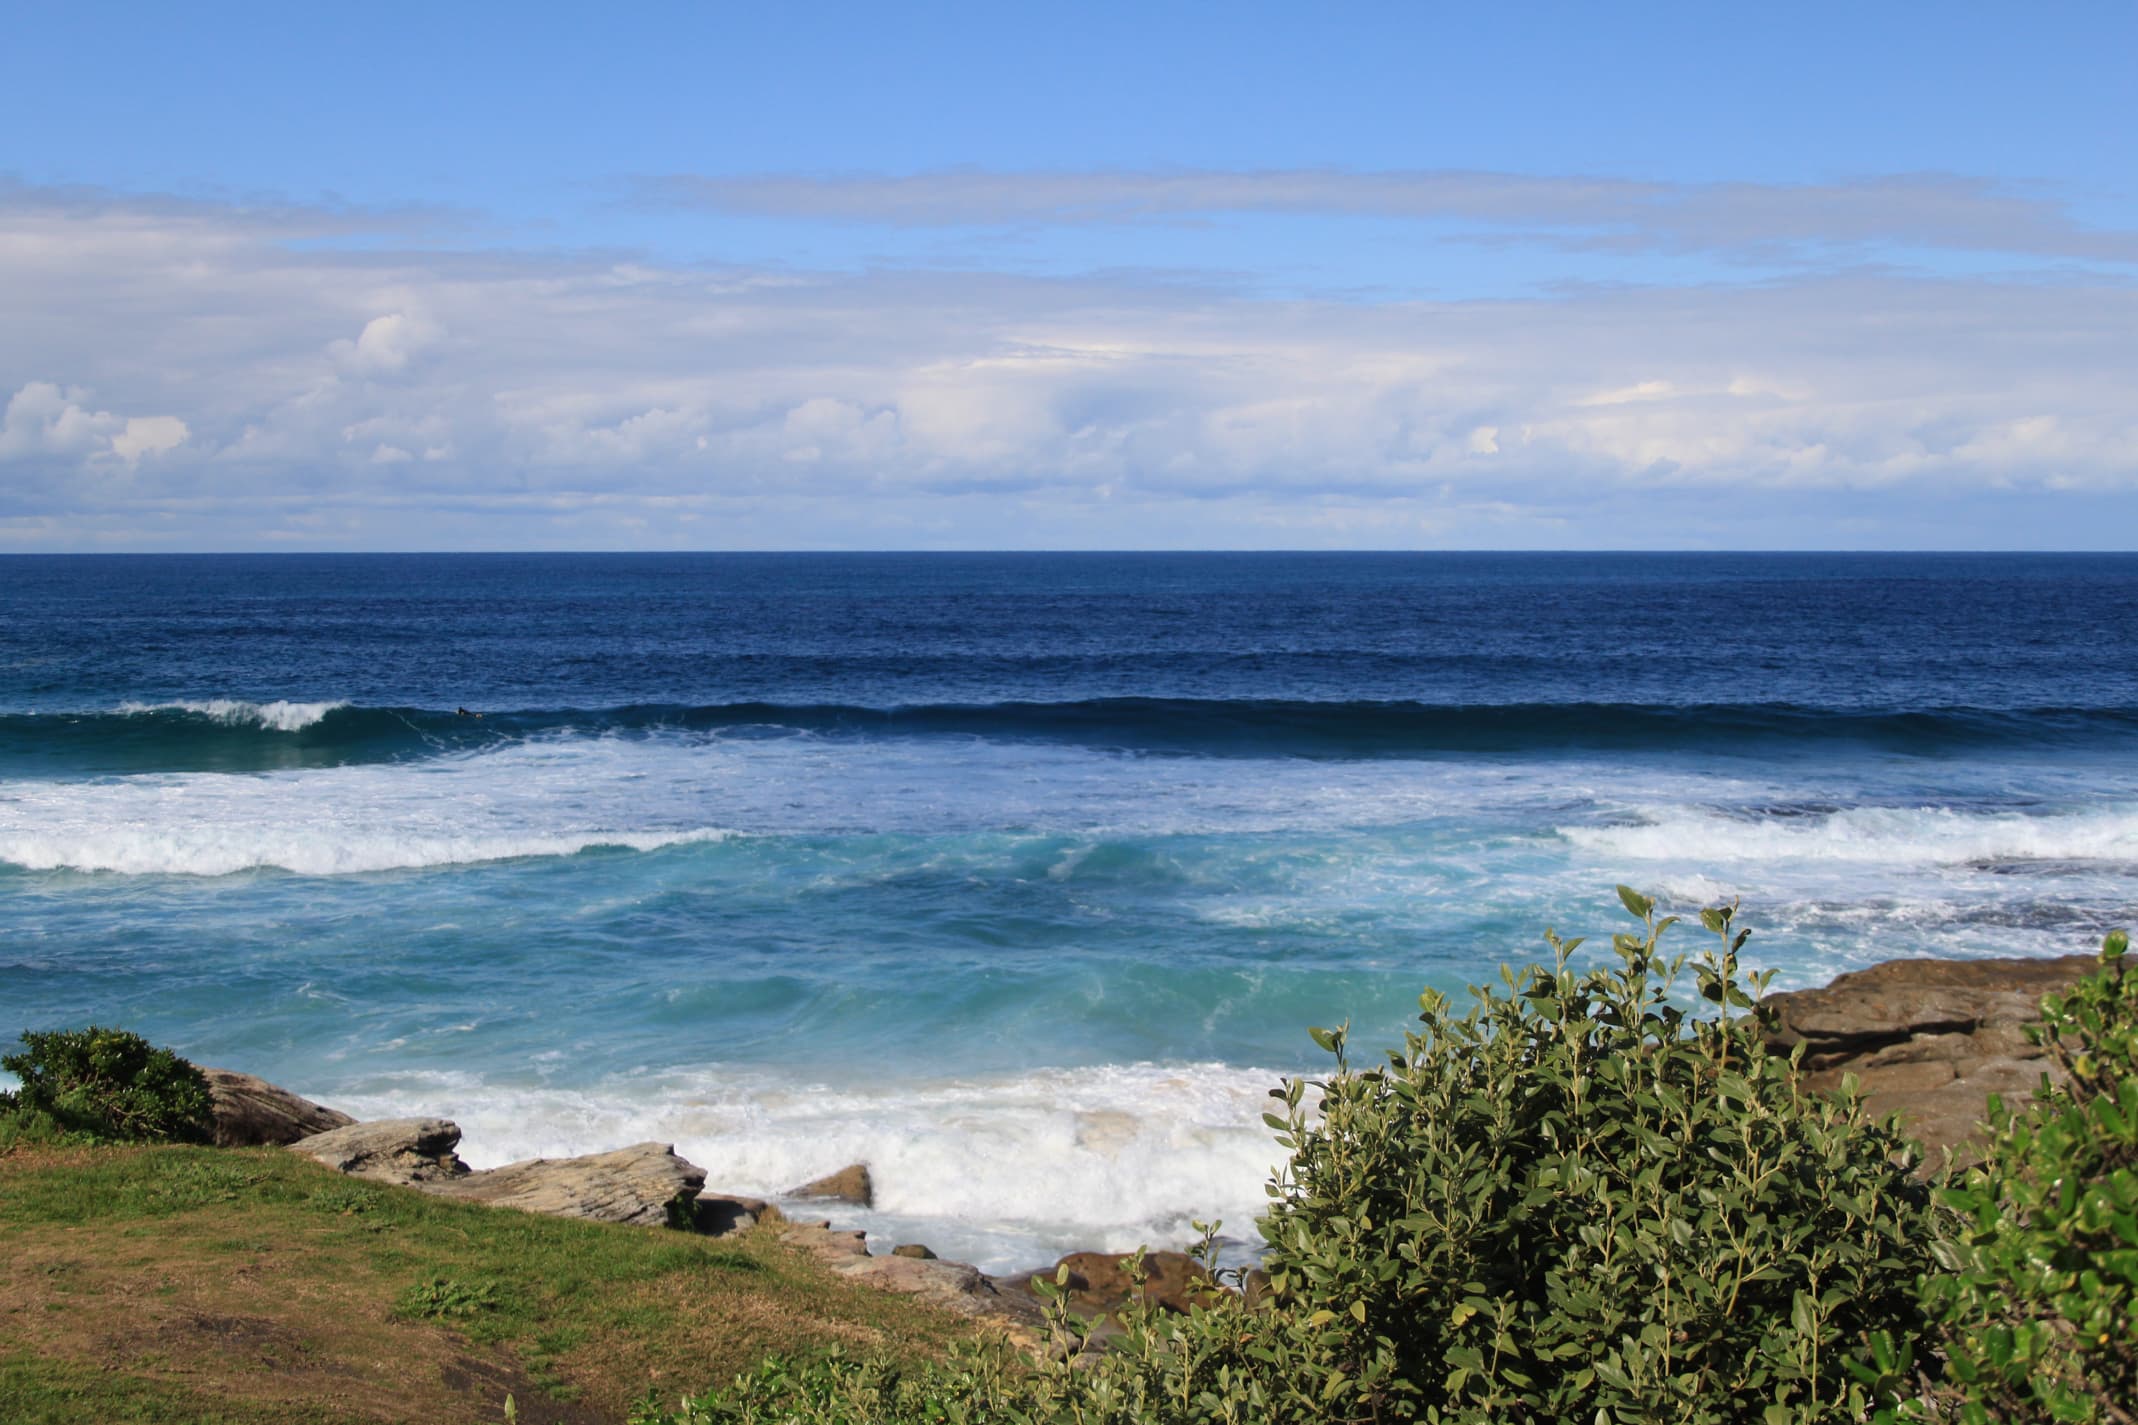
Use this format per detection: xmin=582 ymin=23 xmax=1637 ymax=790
xmin=0 ymin=824 xmax=729 ymax=877
xmin=0 ymin=728 xmax=1554 ymax=877
xmin=1562 ymin=803 xmax=2138 ymax=868
xmin=327 ymin=1061 xmax=1290 ymax=1276
xmin=0 ymin=734 xmax=751 ymax=874
xmin=8 ymin=728 xmax=2136 ymax=900
xmin=118 ymin=698 xmax=348 ymax=731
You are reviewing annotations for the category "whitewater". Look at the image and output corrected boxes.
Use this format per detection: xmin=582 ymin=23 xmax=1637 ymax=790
xmin=4 ymin=552 xmax=2135 ymax=1271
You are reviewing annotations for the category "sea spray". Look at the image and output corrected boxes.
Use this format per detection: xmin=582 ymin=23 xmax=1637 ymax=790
xmin=326 ymin=1061 xmax=1287 ymax=1276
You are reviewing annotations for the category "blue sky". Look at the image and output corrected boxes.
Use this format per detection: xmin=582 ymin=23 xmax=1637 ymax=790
xmin=2 ymin=2 xmax=2135 ymax=548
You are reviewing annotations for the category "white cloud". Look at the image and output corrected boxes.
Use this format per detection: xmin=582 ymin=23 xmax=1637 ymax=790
xmin=0 ymin=381 xmax=186 ymax=466
xmin=330 ymin=310 xmax=446 ymax=377
xmin=2 ymin=181 xmax=2136 ymax=548
xmin=0 ymin=382 xmax=121 ymax=457
xmin=109 ymin=414 xmax=189 ymax=463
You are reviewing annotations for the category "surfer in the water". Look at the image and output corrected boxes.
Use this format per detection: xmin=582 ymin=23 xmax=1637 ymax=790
xmin=456 ymin=707 xmax=483 ymax=718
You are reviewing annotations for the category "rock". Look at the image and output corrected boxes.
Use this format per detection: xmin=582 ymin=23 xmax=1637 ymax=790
xmin=777 ymin=1223 xmax=1046 ymax=1341
xmin=837 ymin=1252 xmax=1007 ymax=1312
xmin=287 ymin=1118 xmax=790 ymax=1239
xmin=1026 ymin=1250 xmax=1217 ymax=1318
xmin=1760 ymin=953 xmax=2097 ymax=1161
xmin=694 ymin=1193 xmax=783 ymax=1237
xmin=892 ymin=1243 xmax=937 ymax=1259
xmin=781 ymin=1221 xmax=871 ymax=1259
xmin=787 ymin=1162 xmax=873 ymax=1207
xmin=423 ymin=1142 xmax=706 ymax=1229
xmin=785 ymin=1223 xmax=1044 ymax=1327
xmin=200 ymin=1068 xmax=355 ymax=1147
xmin=289 ymin=1117 xmax=468 ymax=1185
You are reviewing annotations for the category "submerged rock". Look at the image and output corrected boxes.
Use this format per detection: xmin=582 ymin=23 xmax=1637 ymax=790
xmin=289 ymin=1117 xmax=469 ymax=1184
xmin=786 ymin=1162 xmax=873 ymax=1207
xmin=201 ymin=1067 xmax=355 ymax=1147
xmin=1760 ymin=952 xmax=2096 ymax=1160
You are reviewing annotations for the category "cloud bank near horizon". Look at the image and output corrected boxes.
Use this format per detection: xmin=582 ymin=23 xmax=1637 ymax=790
xmin=641 ymin=166 xmax=2138 ymax=269
xmin=1 ymin=176 xmax=2135 ymax=550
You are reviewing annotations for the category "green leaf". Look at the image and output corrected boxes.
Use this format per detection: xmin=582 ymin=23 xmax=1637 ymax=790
xmin=1617 ymin=884 xmax=1654 ymax=919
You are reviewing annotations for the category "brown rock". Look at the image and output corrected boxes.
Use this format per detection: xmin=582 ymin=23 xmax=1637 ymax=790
xmin=832 ymin=1252 xmax=1012 ymax=1315
xmin=423 ymin=1141 xmax=706 ymax=1229
xmin=781 ymin=1221 xmax=871 ymax=1258
xmin=892 ymin=1243 xmax=937 ymax=1259
xmin=1029 ymin=1249 xmax=1217 ymax=1317
xmin=289 ymin=1117 xmax=469 ymax=1184
xmin=693 ymin=1193 xmax=783 ymax=1237
xmin=1848 ymin=1058 xmax=1958 ymax=1097
xmin=200 ymin=1068 xmax=355 ymax=1147
xmin=787 ymin=1162 xmax=873 ymax=1207
xmin=1762 ymin=952 xmax=2095 ymax=1161
xmin=775 ymin=1223 xmax=1046 ymax=1341
xmin=1763 ymin=954 xmax=2094 ymax=1053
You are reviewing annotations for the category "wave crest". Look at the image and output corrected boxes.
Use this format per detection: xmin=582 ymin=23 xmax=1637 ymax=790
xmin=118 ymin=698 xmax=348 ymax=732
xmin=0 ymin=826 xmax=731 ymax=878
xmin=1563 ymin=803 xmax=2138 ymax=868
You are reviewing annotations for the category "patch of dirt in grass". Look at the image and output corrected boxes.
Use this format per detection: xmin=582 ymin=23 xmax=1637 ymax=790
xmin=0 ymin=1225 xmax=593 ymax=1422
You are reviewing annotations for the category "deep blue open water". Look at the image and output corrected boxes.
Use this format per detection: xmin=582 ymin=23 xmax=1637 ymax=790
xmin=4 ymin=552 xmax=2135 ymax=1267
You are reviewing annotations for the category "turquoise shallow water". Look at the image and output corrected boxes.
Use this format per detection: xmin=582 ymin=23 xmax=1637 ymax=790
xmin=3 ymin=553 xmax=2136 ymax=1269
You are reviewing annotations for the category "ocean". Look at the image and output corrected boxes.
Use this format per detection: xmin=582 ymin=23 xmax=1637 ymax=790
xmin=3 ymin=552 xmax=2135 ymax=1270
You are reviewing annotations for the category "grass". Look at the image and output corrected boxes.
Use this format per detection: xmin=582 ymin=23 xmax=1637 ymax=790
xmin=0 ymin=1139 xmax=985 ymax=1424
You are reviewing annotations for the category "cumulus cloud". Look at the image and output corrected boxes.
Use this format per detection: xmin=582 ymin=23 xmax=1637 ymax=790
xmin=0 ymin=381 xmax=186 ymax=465
xmin=109 ymin=414 xmax=189 ymax=463
xmin=1 ymin=180 xmax=2135 ymax=548
xmin=330 ymin=310 xmax=447 ymax=377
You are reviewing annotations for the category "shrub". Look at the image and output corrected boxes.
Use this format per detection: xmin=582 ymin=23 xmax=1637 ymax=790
xmin=0 ymin=1025 xmax=214 ymax=1144
xmin=644 ymin=891 xmax=1944 ymax=1424
xmin=1239 ymin=887 xmax=1938 ymax=1423
xmin=1911 ymin=929 xmax=2137 ymax=1422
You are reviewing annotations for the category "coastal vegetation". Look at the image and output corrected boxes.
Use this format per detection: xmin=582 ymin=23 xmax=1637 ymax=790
xmin=1907 ymin=927 xmax=2136 ymax=1422
xmin=639 ymin=905 xmax=2136 ymax=1425
xmin=3 ymin=901 xmax=2132 ymax=1423
xmin=0 ymin=1025 xmax=215 ymax=1146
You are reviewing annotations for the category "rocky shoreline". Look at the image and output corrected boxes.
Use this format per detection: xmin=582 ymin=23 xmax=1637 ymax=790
xmin=194 ymin=949 xmax=2101 ymax=1343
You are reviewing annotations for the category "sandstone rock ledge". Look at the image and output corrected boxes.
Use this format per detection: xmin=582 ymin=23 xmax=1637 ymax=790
xmin=1759 ymin=952 xmax=2097 ymax=1160
xmin=283 ymin=1117 xmax=1046 ymax=1339
xmin=201 ymin=1067 xmax=356 ymax=1147
xmin=289 ymin=1118 xmax=710 ymax=1228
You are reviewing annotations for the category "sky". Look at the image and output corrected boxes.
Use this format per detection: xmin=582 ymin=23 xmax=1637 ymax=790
xmin=2 ymin=2 xmax=2135 ymax=550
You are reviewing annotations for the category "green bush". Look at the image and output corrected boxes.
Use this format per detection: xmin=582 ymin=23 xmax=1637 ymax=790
xmin=0 ymin=1025 xmax=214 ymax=1144
xmin=1239 ymin=887 xmax=1937 ymax=1423
xmin=1910 ymin=929 xmax=2137 ymax=1422
xmin=642 ymin=891 xmax=1944 ymax=1424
